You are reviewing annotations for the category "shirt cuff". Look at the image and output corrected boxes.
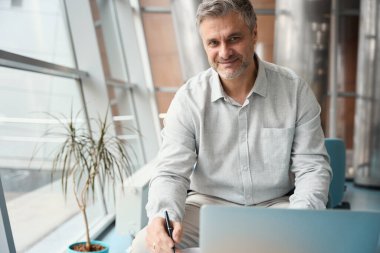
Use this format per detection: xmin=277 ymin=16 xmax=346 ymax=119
xmin=288 ymin=200 xmax=312 ymax=209
xmin=148 ymin=209 xmax=180 ymax=224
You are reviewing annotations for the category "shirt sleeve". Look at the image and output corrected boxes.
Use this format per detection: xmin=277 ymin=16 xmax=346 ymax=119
xmin=145 ymin=88 xmax=197 ymax=222
xmin=289 ymin=79 xmax=333 ymax=209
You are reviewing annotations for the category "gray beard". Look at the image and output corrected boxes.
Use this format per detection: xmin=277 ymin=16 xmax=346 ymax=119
xmin=213 ymin=61 xmax=249 ymax=80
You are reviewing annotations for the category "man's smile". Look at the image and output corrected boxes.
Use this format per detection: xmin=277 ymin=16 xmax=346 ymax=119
xmin=218 ymin=57 xmax=239 ymax=65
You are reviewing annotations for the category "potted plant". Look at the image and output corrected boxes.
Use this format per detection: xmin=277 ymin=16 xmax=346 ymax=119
xmin=41 ymin=111 xmax=134 ymax=252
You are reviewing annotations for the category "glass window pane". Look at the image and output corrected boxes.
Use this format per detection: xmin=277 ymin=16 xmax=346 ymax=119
xmin=140 ymin=0 xmax=170 ymax=8
xmin=95 ymin=0 xmax=146 ymax=169
xmin=256 ymin=15 xmax=275 ymax=62
xmin=0 ymin=67 xmax=106 ymax=252
xmin=0 ymin=0 xmax=74 ymax=67
xmin=111 ymin=88 xmax=145 ymax=169
xmin=0 ymin=67 xmax=83 ymax=164
xmin=252 ymin=0 xmax=275 ymax=9
xmin=142 ymin=13 xmax=183 ymax=87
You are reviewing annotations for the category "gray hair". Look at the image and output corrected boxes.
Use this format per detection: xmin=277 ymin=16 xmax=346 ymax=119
xmin=196 ymin=0 xmax=257 ymax=32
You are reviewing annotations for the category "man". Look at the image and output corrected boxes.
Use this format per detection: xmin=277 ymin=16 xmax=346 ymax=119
xmin=131 ymin=0 xmax=332 ymax=252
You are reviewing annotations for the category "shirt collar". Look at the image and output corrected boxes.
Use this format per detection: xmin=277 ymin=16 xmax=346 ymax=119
xmin=210 ymin=53 xmax=267 ymax=102
xmin=252 ymin=54 xmax=267 ymax=98
xmin=211 ymin=69 xmax=225 ymax=102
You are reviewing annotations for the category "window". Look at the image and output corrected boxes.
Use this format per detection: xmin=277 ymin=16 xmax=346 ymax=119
xmin=0 ymin=0 xmax=160 ymax=251
xmin=0 ymin=0 xmax=74 ymax=67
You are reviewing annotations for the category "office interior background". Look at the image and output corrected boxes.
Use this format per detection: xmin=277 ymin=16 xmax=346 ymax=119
xmin=0 ymin=0 xmax=380 ymax=252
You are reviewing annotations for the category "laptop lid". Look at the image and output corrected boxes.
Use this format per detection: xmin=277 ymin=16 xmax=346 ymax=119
xmin=200 ymin=206 xmax=380 ymax=253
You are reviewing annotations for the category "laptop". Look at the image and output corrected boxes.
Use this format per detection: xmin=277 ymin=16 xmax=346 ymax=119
xmin=200 ymin=206 xmax=380 ymax=253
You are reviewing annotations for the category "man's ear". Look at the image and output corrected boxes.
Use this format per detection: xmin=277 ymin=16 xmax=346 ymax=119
xmin=252 ymin=25 xmax=258 ymax=44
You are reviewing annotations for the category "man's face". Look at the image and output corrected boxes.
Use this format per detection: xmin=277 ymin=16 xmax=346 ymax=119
xmin=199 ymin=11 xmax=257 ymax=80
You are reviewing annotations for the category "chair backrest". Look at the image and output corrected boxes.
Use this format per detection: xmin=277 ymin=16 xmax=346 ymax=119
xmin=325 ymin=138 xmax=346 ymax=208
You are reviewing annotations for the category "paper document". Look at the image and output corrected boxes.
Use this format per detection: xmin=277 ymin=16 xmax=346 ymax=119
xmin=182 ymin=247 xmax=200 ymax=253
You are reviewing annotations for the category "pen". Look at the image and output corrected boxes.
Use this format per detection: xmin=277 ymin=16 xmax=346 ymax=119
xmin=164 ymin=210 xmax=176 ymax=253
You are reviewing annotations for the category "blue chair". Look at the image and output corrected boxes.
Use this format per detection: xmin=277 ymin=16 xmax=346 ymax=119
xmin=325 ymin=138 xmax=349 ymax=209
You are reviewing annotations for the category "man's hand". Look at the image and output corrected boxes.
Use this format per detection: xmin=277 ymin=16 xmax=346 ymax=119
xmin=146 ymin=216 xmax=183 ymax=253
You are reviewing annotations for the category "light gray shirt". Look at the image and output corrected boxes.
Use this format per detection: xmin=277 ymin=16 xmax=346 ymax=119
xmin=146 ymin=56 xmax=332 ymax=222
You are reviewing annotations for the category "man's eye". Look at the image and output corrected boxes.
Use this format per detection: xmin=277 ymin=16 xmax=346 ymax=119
xmin=208 ymin=41 xmax=218 ymax=47
xmin=230 ymin=36 xmax=240 ymax=42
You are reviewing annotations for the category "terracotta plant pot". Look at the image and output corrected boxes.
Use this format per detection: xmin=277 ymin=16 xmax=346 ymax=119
xmin=67 ymin=240 xmax=109 ymax=253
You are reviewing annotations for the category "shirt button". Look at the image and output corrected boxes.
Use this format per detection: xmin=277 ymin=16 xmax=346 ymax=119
xmin=243 ymin=166 xmax=248 ymax=171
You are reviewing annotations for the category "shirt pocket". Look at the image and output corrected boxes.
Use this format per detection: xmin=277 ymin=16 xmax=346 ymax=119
xmin=260 ymin=127 xmax=295 ymax=171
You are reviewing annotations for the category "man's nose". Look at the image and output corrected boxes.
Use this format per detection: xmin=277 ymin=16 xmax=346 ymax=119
xmin=219 ymin=43 xmax=232 ymax=59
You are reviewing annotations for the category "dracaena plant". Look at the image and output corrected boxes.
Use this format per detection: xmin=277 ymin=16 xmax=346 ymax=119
xmin=40 ymin=110 xmax=134 ymax=251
